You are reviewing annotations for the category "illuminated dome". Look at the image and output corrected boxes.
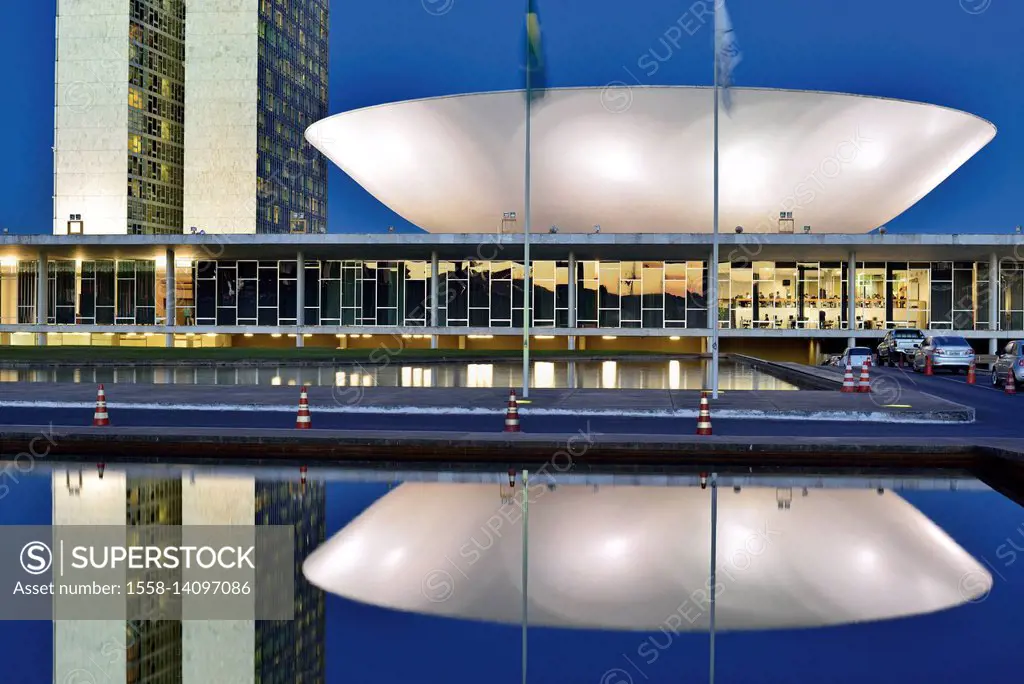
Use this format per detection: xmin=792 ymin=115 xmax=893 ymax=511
xmin=305 ymin=86 xmax=994 ymax=234
xmin=302 ymin=483 xmax=990 ymax=630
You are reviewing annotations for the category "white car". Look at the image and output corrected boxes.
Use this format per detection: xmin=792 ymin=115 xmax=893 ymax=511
xmin=838 ymin=346 xmax=873 ymax=371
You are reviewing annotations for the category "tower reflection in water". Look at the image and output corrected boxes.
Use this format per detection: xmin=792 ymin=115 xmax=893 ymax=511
xmin=51 ymin=467 xmax=325 ymax=684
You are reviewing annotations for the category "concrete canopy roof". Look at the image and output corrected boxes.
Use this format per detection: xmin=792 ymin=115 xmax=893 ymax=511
xmin=306 ymin=86 xmax=995 ymax=235
xmin=1 ymin=233 xmax=1020 ymax=263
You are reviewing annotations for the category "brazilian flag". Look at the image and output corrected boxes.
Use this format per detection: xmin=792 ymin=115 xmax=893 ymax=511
xmin=525 ymin=0 xmax=545 ymax=99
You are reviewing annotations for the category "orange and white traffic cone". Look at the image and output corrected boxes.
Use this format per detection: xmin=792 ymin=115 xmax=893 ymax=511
xmin=1006 ymin=371 xmax=1016 ymax=395
xmin=295 ymin=386 xmax=312 ymax=429
xmin=925 ymin=355 xmax=934 ymax=376
xmin=841 ymin=359 xmax=857 ymax=393
xmin=966 ymin=361 xmax=976 ymax=385
xmin=93 ymin=384 xmax=110 ymax=426
xmin=699 ymin=472 xmax=708 ymax=489
xmin=858 ymin=361 xmax=871 ymax=393
xmin=504 ymin=389 xmax=521 ymax=432
xmin=696 ymin=392 xmax=713 ymax=435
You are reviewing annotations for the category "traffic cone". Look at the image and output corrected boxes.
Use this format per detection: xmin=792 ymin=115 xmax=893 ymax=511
xmin=93 ymin=385 xmax=110 ymax=426
xmin=858 ymin=361 xmax=871 ymax=393
xmin=966 ymin=361 xmax=976 ymax=385
xmin=1006 ymin=371 xmax=1016 ymax=395
xmin=97 ymin=463 xmax=105 ymax=479
xmin=925 ymin=354 xmax=933 ymax=376
xmin=295 ymin=386 xmax=311 ymax=429
xmin=300 ymin=465 xmax=308 ymax=486
xmin=504 ymin=389 xmax=521 ymax=432
xmin=696 ymin=392 xmax=713 ymax=435
xmin=841 ymin=359 xmax=857 ymax=393
xmin=699 ymin=472 xmax=708 ymax=490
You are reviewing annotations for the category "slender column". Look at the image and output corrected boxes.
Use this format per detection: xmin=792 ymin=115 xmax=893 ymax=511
xmin=846 ymin=251 xmax=856 ymax=348
xmin=36 ymin=252 xmax=47 ymax=346
xmin=989 ymin=252 xmax=999 ymax=355
xmin=296 ymin=251 xmax=305 ymax=348
xmin=567 ymin=252 xmax=576 ymax=351
xmin=430 ymin=251 xmax=439 ymax=349
xmin=165 ymin=248 xmax=175 ymax=348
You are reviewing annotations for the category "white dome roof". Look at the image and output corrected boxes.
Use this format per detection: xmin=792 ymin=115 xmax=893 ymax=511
xmin=306 ymin=86 xmax=994 ymax=234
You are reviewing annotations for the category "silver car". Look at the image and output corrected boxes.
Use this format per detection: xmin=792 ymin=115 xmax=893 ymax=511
xmin=991 ymin=340 xmax=1024 ymax=386
xmin=912 ymin=335 xmax=975 ymax=374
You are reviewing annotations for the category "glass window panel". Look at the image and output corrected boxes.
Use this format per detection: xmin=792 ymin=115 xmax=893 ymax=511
xmin=196 ymin=275 xmax=216 ymax=321
xmin=258 ymin=267 xmax=278 ymax=306
xmin=217 ymin=265 xmax=236 ymax=307
xmin=492 ymin=280 xmax=512 ymax=323
xmin=599 ymin=309 xmax=620 ymax=327
xmin=532 ymin=282 xmax=553 ymax=322
xmin=469 ymin=264 xmax=489 ymax=310
xmin=405 ymin=280 xmax=426 ymax=323
xmin=134 ymin=261 xmax=155 ymax=324
xmin=278 ymin=260 xmax=296 ymax=278
xmin=321 ymin=279 xmax=340 ymax=322
xmin=305 ymin=265 xmax=320 ymax=307
xmin=238 ymin=260 xmax=257 ymax=279
xmin=239 ymin=280 xmax=257 ymax=319
xmin=279 ymin=278 xmax=297 ymax=320
xmin=931 ymin=280 xmax=952 ymax=324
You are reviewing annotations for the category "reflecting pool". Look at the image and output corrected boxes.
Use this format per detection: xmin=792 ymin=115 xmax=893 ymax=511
xmin=0 ymin=463 xmax=1019 ymax=683
xmin=0 ymin=360 xmax=799 ymax=390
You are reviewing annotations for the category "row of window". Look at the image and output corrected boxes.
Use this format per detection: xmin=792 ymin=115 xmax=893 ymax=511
xmin=13 ymin=258 xmax=1024 ymax=331
xmin=129 ymin=18 xmax=185 ymax=62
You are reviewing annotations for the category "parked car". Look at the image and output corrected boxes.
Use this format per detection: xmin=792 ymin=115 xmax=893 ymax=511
xmin=838 ymin=346 xmax=873 ymax=371
xmin=991 ymin=340 xmax=1024 ymax=386
xmin=876 ymin=328 xmax=925 ymax=366
xmin=911 ymin=335 xmax=975 ymax=373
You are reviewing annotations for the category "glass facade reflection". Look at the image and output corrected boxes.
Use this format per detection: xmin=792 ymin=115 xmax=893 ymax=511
xmin=3 ymin=256 xmax=1022 ymax=334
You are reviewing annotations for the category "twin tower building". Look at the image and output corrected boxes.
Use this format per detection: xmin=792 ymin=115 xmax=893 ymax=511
xmin=53 ymin=0 xmax=329 ymax=236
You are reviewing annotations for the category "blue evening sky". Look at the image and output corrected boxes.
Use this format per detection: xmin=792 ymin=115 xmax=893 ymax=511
xmin=0 ymin=0 xmax=1022 ymax=234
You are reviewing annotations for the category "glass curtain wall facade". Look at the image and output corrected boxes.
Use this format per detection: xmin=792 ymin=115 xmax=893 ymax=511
xmin=256 ymin=0 xmax=330 ymax=234
xmin=128 ymin=0 xmax=186 ymax=235
xmin=5 ymin=257 xmax=1022 ymax=333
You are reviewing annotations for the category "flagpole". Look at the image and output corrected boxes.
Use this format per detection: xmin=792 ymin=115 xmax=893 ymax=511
xmin=710 ymin=7 xmax=721 ymax=400
xmin=522 ymin=8 xmax=533 ymax=400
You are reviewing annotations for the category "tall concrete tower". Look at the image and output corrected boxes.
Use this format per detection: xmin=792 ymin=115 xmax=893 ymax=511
xmin=53 ymin=0 xmax=328 ymax=236
xmin=53 ymin=0 xmax=186 ymax=235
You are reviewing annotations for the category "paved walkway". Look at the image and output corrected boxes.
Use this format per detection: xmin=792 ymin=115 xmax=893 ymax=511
xmin=0 ymin=382 xmax=973 ymax=422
